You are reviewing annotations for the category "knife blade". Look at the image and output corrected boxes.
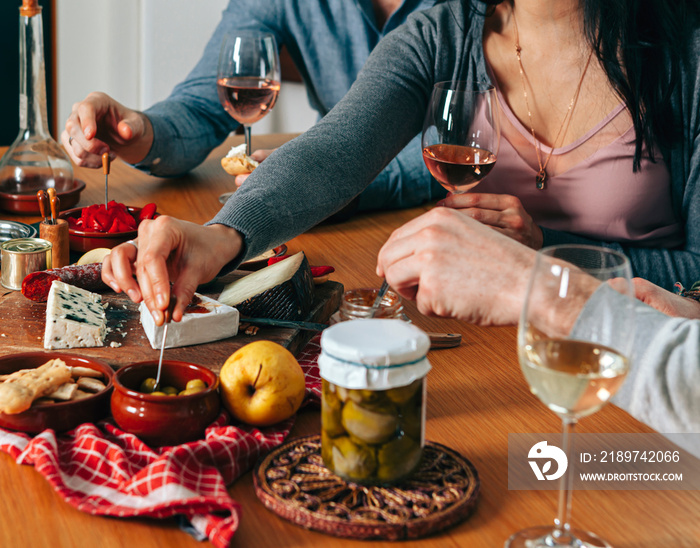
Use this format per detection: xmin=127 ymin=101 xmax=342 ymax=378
xmin=155 ymin=295 xmax=177 ymax=390
xmin=240 ymin=317 xmax=462 ymax=349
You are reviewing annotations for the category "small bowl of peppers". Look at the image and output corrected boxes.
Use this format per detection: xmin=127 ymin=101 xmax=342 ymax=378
xmin=59 ymin=201 xmax=158 ymax=253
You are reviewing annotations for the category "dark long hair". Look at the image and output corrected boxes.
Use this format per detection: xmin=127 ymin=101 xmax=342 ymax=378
xmin=476 ymin=0 xmax=700 ymax=170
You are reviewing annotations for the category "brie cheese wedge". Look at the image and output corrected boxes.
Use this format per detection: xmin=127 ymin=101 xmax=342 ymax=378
xmin=139 ymin=293 xmax=239 ymax=349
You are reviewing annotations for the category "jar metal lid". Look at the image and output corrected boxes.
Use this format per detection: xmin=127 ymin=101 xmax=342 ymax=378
xmin=319 ymin=319 xmax=431 ymax=390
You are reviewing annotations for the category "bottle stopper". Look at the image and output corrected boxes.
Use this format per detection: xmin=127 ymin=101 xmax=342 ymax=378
xmin=20 ymin=0 xmax=41 ymax=17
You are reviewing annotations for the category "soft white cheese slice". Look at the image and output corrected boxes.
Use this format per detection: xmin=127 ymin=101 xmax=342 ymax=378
xmin=139 ymin=293 xmax=240 ymax=349
xmin=44 ymin=281 xmax=107 ymax=349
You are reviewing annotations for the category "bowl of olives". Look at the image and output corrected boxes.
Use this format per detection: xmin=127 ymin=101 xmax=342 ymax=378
xmin=110 ymin=360 xmax=220 ymax=446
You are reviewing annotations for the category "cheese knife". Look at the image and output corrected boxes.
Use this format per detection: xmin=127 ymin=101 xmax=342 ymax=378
xmin=241 ymin=317 xmax=462 ymax=349
xmin=368 ymin=280 xmax=389 ymax=318
xmin=154 ymin=295 xmax=177 ymax=390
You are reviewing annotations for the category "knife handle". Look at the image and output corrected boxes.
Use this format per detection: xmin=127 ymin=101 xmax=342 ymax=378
xmin=164 ymin=294 xmax=177 ymax=324
xmin=427 ymin=332 xmax=462 ymax=350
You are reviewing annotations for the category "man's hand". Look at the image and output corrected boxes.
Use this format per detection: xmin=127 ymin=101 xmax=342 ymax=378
xmin=377 ymin=207 xmax=536 ymax=326
xmin=62 ymin=92 xmax=154 ymax=168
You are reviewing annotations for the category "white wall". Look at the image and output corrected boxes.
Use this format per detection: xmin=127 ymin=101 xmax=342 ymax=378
xmin=56 ymin=0 xmax=315 ymax=138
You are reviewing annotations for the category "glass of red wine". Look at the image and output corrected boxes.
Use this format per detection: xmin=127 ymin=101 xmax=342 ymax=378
xmin=217 ymin=32 xmax=280 ymax=201
xmin=422 ymin=81 xmax=500 ymax=194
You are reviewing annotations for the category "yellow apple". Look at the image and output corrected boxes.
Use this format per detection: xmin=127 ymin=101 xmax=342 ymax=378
xmin=219 ymin=341 xmax=306 ymax=426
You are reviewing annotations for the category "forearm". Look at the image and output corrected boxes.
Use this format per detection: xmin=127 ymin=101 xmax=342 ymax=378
xmin=575 ymin=286 xmax=700 ymax=436
xmin=357 ymin=134 xmax=447 ymax=211
xmin=133 ymin=98 xmax=234 ymax=177
xmin=131 ymin=0 xmax=282 ymax=177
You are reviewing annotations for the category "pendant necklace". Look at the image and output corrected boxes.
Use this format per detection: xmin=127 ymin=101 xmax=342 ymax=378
xmin=512 ymin=11 xmax=593 ymax=190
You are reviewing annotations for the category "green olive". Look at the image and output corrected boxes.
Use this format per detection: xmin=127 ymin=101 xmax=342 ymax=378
xmin=399 ymin=397 xmax=424 ymax=440
xmin=341 ymin=400 xmax=398 ymax=445
xmin=150 ymin=391 xmax=167 ymax=397
xmin=336 ymin=387 xmax=349 ymax=402
xmin=321 ymin=430 xmax=334 ymax=469
xmin=140 ymin=377 xmax=157 ymax=394
xmin=178 ymin=388 xmax=202 ymax=396
xmin=331 ymin=436 xmax=377 ymax=481
xmin=162 ymin=386 xmax=178 ymax=396
xmin=321 ymin=383 xmax=345 ymax=437
xmin=386 ymin=379 xmax=423 ymax=405
xmin=186 ymin=379 xmax=207 ymax=391
xmin=377 ymin=436 xmax=423 ymax=483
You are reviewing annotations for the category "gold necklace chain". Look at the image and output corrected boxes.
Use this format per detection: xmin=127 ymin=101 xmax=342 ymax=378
xmin=512 ymin=11 xmax=594 ymax=190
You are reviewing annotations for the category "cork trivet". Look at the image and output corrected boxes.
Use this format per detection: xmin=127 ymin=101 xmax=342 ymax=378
xmin=40 ymin=220 xmax=70 ymax=268
xmin=253 ymin=435 xmax=480 ymax=540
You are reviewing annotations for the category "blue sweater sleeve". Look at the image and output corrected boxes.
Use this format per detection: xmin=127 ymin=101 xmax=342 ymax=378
xmin=541 ymin=226 xmax=700 ymax=292
xmin=575 ymin=285 xmax=700 ymax=456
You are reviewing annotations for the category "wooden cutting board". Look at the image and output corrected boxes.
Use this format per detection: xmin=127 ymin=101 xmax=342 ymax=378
xmin=0 ymin=273 xmax=343 ymax=374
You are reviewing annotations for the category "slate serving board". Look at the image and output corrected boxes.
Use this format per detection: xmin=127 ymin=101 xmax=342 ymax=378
xmin=0 ymin=273 xmax=343 ymax=374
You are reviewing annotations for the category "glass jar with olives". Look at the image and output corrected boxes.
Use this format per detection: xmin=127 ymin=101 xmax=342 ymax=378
xmin=319 ymin=319 xmax=431 ymax=485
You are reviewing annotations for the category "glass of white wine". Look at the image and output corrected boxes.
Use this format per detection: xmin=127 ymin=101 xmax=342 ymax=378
xmin=507 ymin=245 xmax=635 ymax=548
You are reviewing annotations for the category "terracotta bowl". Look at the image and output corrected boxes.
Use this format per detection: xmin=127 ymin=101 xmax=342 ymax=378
xmin=0 ymin=179 xmax=85 ymax=214
xmin=58 ymin=205 xmax=151 ymax=253
xmin=111 ymin=360 xmax=220 ymax=447
xmin=0 ymin=352 xmax=114 ymax=434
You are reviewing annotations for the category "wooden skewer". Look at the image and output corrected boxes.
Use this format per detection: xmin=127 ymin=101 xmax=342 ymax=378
xmin=102 ymin=152 xmax=110 ymax=210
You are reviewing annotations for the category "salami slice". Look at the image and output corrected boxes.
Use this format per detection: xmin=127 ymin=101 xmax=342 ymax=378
xmin=21 ymin=263 xmax=106 ymax=302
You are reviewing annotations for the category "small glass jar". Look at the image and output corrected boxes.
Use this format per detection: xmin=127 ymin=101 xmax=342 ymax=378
xmin=332 ymin=287 xmax=405 ymax=323
xmin=319 ymin=319 xmax=431 ymax=485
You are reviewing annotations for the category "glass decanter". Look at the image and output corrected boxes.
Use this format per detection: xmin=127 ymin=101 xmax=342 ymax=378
xmin=0 ymin=1 xmax=73 ymax=197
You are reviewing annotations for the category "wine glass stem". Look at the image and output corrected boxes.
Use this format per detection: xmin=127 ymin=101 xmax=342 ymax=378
xmin=553 ymin=417 xmax=577 ymax=544
xmin=243 ymin=124 xmax=252 ymax=156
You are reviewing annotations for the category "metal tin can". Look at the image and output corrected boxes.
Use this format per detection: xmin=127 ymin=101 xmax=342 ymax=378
xmin=1 ymin=238 xmax=52 ymax=290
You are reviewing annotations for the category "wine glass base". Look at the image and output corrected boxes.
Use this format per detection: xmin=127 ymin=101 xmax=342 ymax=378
xmin=218 ymin=192 xmax=234 ymax=204
xmin=505 ymin=526 xmax=612 ymax=548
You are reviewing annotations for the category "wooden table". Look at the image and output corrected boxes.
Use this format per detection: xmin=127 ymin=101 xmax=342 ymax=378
xmin=0 ymin=136 xmax=698 ymax=548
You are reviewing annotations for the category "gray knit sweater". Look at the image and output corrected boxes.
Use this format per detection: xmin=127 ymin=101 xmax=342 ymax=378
xmin=209 ymin=0 xmax=700 ymax=290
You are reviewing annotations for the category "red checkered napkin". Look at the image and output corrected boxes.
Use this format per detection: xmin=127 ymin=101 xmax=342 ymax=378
xmin=0 ymin=335 xmax=323 ymax=548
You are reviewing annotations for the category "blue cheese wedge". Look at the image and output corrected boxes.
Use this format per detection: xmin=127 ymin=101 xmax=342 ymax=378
xmin=43 ymin=281 xmax=107 ymax=349
xmin=139 ymin=293 xmax=239 ymax=349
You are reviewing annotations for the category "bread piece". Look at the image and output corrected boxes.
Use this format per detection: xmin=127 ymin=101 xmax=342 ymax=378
xmin=0 ymin=359 xmax=72 ymax=414
xmin=221 ymin=144 xmax=259 ymax=175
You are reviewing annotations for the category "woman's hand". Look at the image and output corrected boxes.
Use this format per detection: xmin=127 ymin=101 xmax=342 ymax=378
xmin=633 ymin=277 xmax=700 ymax=319
xmin=438 ymin=192 xmax=544 ymax=249
xmin=61 ymin=92 xmax=154 ymax=168
xmin=376 ymin=207 xmax=536 ymax=326
xmin=102 ymin=216 xmax=243 ymax=325
xmin=234 ymin=148 xmax=277 ymax=188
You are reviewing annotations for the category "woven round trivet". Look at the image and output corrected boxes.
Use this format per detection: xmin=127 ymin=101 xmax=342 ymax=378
xmin=253 ymin=435 xmax=480 ymax=540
